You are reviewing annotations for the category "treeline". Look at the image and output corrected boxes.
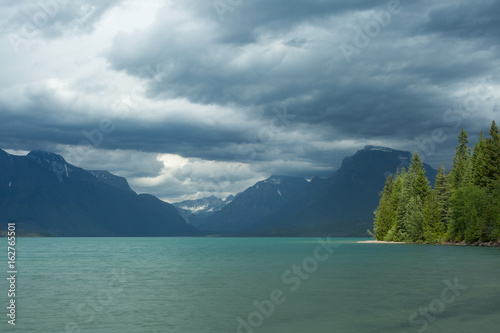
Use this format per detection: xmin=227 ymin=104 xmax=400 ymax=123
xmin=373 ymin=120 xmax=500 ymax=244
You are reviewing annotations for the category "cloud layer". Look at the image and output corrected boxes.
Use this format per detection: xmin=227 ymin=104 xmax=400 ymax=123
xmin=1 ymin=0 xmax=499 ymax=201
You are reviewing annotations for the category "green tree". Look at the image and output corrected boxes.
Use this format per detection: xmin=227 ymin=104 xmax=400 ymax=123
xmin=434 ymin=163 xmax=451 ymax=227
xmin=391 ymin=168 xmax=407 ymax=215
xmin=392 ymin=169 xmax=411 ymax=241
xmin=471 ymin=130 xmax=487 ymax=187
xmin=402 ymin=196 xmax=424 ymax=243
xmin=448 ymin=185 xmax=488 ymax=243
xmin=450 ymin=128 xmax=471 ymax=189
xmin=481 ymin=121 xmax=500 ymax=189
xmin=409 ymin=151 xmax=431 ymax=201
xmin=491 ymin=180 xmax=500 ymax=242
xmin=423 ymin=190 xmax=445 ymax=242
xmin=463 ymin=186 xmax=488 ymax=243
xmin=481 ymin=200 xmax=496 ymax=242
xmin=374 ymin=175 xmax=395 ymax=240
xmin=448 ymin=186 xmax=468 ymax=242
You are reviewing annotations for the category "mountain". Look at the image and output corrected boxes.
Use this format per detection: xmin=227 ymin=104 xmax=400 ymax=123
xmin=173 ymin=195 xmax=234 ymax=215
xmin=172 ymin=195 xmax=235 ymax=229
xmin=0 ymin=149 xmax=197 ymax=236
xmin=249 ymin=146 xmax=437 ymax=236
xmin=200 ymin=176 xmax=309 ymax=232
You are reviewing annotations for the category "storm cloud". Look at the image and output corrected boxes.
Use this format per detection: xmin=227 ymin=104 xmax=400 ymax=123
xmin=1 ymin=0 xmax=499 ymax=201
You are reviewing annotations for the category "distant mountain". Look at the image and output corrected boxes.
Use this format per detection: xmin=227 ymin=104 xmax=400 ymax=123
xmin=172 ymin=195 xmax=235 ymax=229
xmin=173 ymin=195 xmax=234 ymax=215
xmin=200 ymin=176 xmax=309 ymax=232
xmin=250 ymin=146 xmax=437 ymax=236
xmin=0 ymin=149 xmax=197 ymax=236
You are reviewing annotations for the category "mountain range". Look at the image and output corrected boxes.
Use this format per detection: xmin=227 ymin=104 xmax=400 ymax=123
xmin=183 ymin=146 xmax=437 ymax=236
xmin=0 ymin=146 xmax=437 ymax=236
xmin=0 ymin=149 xmax=197 ymax=236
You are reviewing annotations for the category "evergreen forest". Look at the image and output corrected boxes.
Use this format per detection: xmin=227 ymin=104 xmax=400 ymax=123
xmin=373 ymin=120 xmax=500 ymax=244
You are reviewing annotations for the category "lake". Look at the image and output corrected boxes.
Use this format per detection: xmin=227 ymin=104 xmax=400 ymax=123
xmin=1 ymin=237 xmax=499 ymax=332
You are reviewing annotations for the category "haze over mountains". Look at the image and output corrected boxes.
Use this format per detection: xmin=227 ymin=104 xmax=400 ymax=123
xmin=0 ymin=146 xmax=436 ymax=237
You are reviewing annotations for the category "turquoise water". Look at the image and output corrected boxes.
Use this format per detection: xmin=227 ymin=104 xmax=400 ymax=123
xmin=1 ymin=237 xmax=499 ymax=332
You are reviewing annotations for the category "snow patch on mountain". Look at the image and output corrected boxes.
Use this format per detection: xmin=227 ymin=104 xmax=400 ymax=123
xmin=172 ymin=195 xmax=234 ymax=216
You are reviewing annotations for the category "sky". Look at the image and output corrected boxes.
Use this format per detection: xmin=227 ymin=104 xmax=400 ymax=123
xmin=0 ymin=0 xmax=499 ymax=202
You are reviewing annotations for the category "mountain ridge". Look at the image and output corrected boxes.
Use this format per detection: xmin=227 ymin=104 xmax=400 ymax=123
xmin=0 ymin=146 xmax=437 ymax=237
xmin=242 ymin=146 xmax=437 ymax=236
xmin=0 ymin=149 xmax=197 ymax=236
xmin=201 ymin=175 xmax=309 ymax=232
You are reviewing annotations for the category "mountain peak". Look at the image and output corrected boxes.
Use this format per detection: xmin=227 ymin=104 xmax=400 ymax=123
xmin=27 ymin=150 xmax=67 ymax=165
xmin=261 ymin=175 xmax=306 ymax=186
xmin=360 ymin=146 xmax=413 ymax=157
xmin=353 ymin=146 xmax=411 ymax=163
xmin=265 ymin=176 xmax=283 ymax=185
xmin=362 ymin=145 xmax=397 ymax=152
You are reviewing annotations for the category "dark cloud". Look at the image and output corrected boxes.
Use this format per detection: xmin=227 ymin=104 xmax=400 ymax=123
xmin=417 ymin=1 xmax=500 ymax=40
xmin=105 ymin=0 xmax=499 ymax=150
xmin=1 ymin=0 xmax=499 ymax=200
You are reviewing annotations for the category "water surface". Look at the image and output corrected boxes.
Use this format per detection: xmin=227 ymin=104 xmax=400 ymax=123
xmin=1 ymin=237 xmax=499 ymax=332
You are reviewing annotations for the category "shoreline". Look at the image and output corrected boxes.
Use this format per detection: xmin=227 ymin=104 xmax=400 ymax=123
xmin=356 ymin=240 xmax=406 ymax=244
xmin=357 ymin=239 xmax=500 ymax=247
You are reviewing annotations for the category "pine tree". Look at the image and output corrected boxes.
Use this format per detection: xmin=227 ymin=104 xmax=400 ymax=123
xmin=481 ymin=200 xmax=496 ymax=242
xmin=448 ymin=186 xmax=469 ymax=242
xmin=423 ymin=190 xmax=445 ymax=242
xmin=463 ymin=186 xmax=488 ymax=243
xmin=482 ymin=121 xmax=500 ymax=188
xmin=471 ymin=130 xmax=487 ymax=187
xmin=491 ymin=180 xmax=500 ymax=242
xmin=391 ymin=168 xmax=407 ymax=212
xmin=402 ymin=196 xmax=424 ymax=243
xmin=449 ymin=185 xmax=488 ymax=243
xmin=434 ymin=163 xmax=451 ymax=227
xmin=450 ymin=129 xmax=471 ymax=189
xmin=374 ymin=175 xmax=395 ymax=240
xmin=490 ymin=120 xmax=499 ymax=141
xmin=409 ymin=151 xmax=431 ymax=201
xmin=392 ymin=169 xmax=410 ymax=241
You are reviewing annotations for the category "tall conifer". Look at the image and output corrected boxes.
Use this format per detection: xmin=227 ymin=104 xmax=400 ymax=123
xmin=434 ymin=163 xmax=451 ymax=227
xmin=374 ymin=175 xmax=395 ymax=240
xmin=450 ymin=129 xmax=471 ymax=189
xmin=409 ymin=151 xmax=431 ymax=201
xmin=482 ymin=121 xmax=500 ymax=188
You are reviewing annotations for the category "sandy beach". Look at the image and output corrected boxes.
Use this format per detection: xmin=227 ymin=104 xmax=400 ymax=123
xmin=356 ymin=240 xmax=406 ymax=244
